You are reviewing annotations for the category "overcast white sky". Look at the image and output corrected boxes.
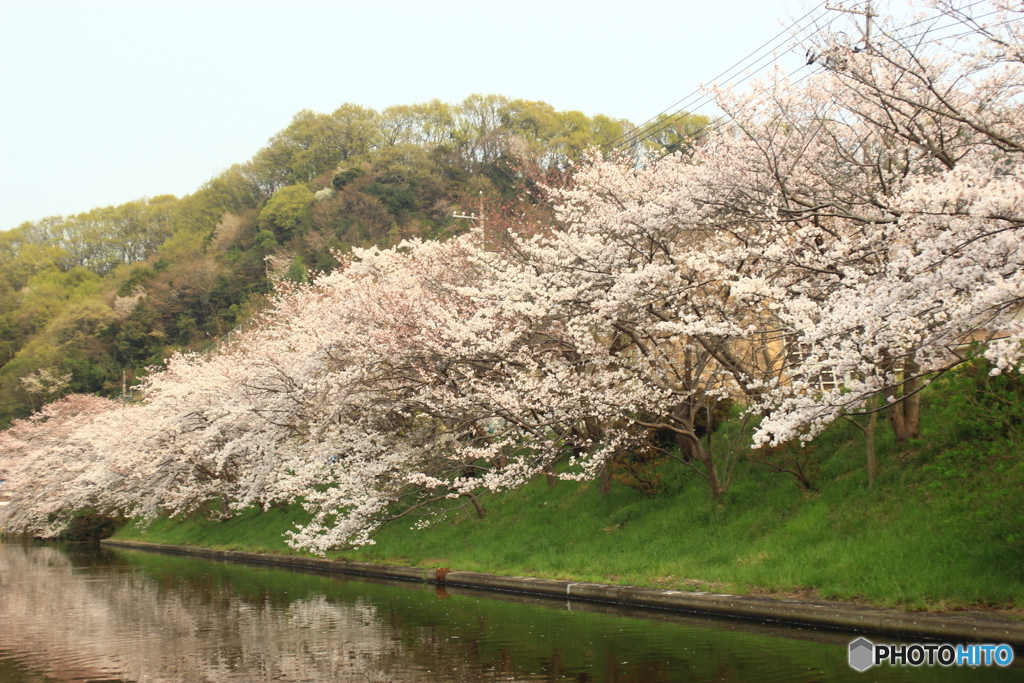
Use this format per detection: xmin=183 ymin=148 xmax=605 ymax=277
xmin=0 ymin=0 xmax=854 ymax=231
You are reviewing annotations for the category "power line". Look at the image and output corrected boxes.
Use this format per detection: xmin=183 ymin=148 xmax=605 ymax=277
xmin=608 ymin=5 xmax=830 ymax=152
xmin=622 ymin=0 xmax=1007 ymax=157
xmin=604 ymin=2 xmax=832 ymax=152
xmin=621 ymin=36 xmax=826 ymax=156
xmin=611 ymin=0 xmax=945 ymax=152
xmin=648 ymin=12 xmax=1020 ymax=163
xmin=628 ymin=1 xmax=996 ymax=154
xmin=617 ymin=7 xmax=841 ymax=126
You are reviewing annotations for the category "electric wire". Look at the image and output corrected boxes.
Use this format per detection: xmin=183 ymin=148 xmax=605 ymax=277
xmin=627 ymin=0 xmax=997 ymax=155
xmin=626 ymin=0 xmax=995 ymax=151
xmin=621 ymin=0 xmax=1010 ymax=158
xmin=608 ymin=7 xmax=830 ymax=151
xmin=604 ymin=2 xmax=832 ymax=152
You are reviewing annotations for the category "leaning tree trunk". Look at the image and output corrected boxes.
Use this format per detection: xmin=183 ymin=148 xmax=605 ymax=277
xmin=544 ymin=463 xmax=558 ymax=489
xmin=844 ymin=396 xmax=879 ymax=489
xmin=461 ymin=492 xmax=486 ymax=518
xmin=879 ymin=352 xmax=922 ymax=445
xmin=697 ymin=446 xmax=726 ymax=501
xmin=575 ymin=417 xmax=611 ymax=496
xmin=865 ymin=405 xmax=878 ymax=489
xmin=669 ymin=401 xmax=726 ymax=501
xmin=672 ymin=403 xmax=698 ymax=462
xmin=885 ymin=359 xmax=921 ymax=444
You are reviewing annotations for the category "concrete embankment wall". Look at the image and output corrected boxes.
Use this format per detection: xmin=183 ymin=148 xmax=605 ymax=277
xmin=101 ymin=539 xmax=1024 ymax=645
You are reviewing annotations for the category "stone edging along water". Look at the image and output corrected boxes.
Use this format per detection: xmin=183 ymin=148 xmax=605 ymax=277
xmin=100 ymin=539 xmax=1024 ymax=645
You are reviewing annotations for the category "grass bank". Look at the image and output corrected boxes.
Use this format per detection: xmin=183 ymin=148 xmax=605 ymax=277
xmin=113 ymin=367 xmax=1024 ymax=612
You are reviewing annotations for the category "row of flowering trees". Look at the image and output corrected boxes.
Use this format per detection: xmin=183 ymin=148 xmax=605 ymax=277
xmin=2 ymin=1 xmax=1022 ymax=553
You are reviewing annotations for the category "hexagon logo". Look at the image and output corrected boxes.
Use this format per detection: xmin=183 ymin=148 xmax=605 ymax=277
xmin=849 ymin=637 xmax=875 ymax=672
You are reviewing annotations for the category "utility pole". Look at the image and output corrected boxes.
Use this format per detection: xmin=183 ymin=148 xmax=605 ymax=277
xmin=825 ymin=1 xmax=876 ymax=48
xmin=452 ymin=191 xmax=491 ymax=250
xmin=823 ymin=0 xmax=877 ymax=168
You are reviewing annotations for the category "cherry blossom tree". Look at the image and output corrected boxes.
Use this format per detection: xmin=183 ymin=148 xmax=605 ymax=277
xmin=3 ymin=1 xmax=1021 ymax=551
xmin=723 ymin=1 xmax=1024 ymax=447
xmin=0 ymin=394 xmax=121 ymax=536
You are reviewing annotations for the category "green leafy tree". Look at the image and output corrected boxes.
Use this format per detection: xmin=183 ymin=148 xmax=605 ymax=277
xmin=284 ymin=255 xmax=309 ymax=282
xmin=258 ymin=185 xmax=314 ymax=242
xmin=112 ymin=297 xmax=162 ymax=371
xmin=637 ymin=112 xmax=715 ymax=155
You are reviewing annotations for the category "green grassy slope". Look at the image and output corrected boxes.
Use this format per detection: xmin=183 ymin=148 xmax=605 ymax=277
xmin=113 ymin=368 xmax=1024 ymax=611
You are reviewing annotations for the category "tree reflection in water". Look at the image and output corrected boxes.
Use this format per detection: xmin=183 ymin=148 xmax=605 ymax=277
xmin=1 ymin=544 xmax=422 ymax=681
xmin=1 ymin=543 xmax=1018 ymax=682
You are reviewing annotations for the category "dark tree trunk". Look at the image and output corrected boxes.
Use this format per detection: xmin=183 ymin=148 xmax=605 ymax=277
xmin=462 ymin=492 xmax=486 ymax=518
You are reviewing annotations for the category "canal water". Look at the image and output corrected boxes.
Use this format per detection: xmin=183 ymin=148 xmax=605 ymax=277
xmin=0 ymin=541 xmax=1019 ymax=682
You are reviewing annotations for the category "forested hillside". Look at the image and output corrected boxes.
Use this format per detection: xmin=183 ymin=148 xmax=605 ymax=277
xmin=0 ymin=95 xmax=704 ymax=424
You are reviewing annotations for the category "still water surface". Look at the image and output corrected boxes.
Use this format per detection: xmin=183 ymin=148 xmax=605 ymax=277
xmin=0 ymin=541 xmax=1019 ymax=682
